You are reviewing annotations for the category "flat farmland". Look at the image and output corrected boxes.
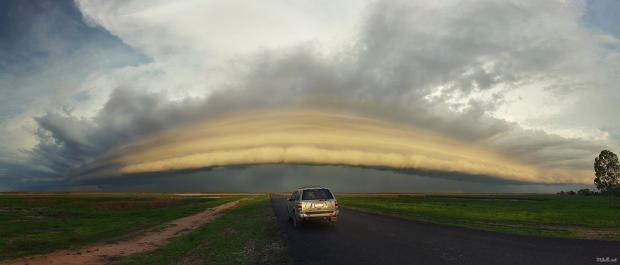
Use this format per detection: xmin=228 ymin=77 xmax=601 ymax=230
xmin=3 ymin=192 xmax=619 ymax=265
xmin=0 ymin=193 xmax=241 ymax=260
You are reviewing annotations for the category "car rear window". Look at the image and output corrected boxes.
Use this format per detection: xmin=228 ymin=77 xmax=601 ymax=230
xmin=302 ymin=189 xmax=334 ymax=200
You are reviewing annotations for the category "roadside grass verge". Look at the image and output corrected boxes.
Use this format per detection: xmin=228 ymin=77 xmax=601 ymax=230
xmin=118 ymin=195 xmax=290 ymax=265
xmin=0 ymin=193 xmax=237 ymax=260
xmin=338 ymin=194 xmax=620 ymax=240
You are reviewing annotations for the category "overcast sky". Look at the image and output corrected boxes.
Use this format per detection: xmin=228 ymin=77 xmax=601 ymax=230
xmin=1 ymin=0 xmax=619 ymax=192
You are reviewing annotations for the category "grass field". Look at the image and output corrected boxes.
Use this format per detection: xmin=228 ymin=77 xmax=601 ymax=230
xmin=338 ymin=193 xmax=620 ymax=240
xmin=3 ymin=192 xmax=618 ymax=263
xmin=0 ymin=193 xmax=238 ymax=260
xmin=118 ymin=195 xmax=290 ymax=265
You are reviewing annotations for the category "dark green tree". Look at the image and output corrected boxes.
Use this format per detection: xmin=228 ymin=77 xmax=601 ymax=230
xmin=594 ymin=150 xmax=620 ymax=206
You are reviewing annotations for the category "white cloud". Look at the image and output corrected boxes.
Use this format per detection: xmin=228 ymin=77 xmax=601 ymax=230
xmin=72 ymin=0 xmax=369 ymax=105
xmin=77 ymin=0 xmax=366 ymax=58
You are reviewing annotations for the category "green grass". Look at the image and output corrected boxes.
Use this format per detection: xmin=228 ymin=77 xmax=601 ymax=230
xmin=338 ymin=194 xmax=620 ymax=240
xmin=0 ymin=193 xmax=237 ymax=260
xmin=118 ymin=195 xmax=289 ymax=265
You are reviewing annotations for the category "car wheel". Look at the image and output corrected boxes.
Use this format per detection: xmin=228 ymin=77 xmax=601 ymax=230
xmin=328 ymin=217 xmax=337 ymax=226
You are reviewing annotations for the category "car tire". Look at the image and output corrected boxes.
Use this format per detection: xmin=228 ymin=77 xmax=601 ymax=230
xmin=293 ymin=217 xmax=303 ymax=229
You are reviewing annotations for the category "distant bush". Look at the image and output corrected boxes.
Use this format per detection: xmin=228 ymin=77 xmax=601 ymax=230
xmin=577 ymin=188 xmax=595 ymax=196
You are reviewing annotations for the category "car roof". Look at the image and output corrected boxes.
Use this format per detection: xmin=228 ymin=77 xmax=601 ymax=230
xmin=297 ymin=186 xmax=329 ymax=190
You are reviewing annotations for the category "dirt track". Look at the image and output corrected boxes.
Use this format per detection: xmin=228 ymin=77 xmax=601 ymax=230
xmin=6 ymin=200 xmax=240 ymax=265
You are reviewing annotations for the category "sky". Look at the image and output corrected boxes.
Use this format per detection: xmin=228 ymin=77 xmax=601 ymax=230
xmin=1 ymin=0 xmax=619 ymax=192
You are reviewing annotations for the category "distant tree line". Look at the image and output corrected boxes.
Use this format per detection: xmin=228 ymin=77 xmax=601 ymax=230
xmin=556 ymin=188 xmax=599 ymax=196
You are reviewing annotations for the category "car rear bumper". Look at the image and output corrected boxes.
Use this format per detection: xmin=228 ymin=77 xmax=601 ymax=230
xmin=298 ymin=210 xmax=339 ymax=219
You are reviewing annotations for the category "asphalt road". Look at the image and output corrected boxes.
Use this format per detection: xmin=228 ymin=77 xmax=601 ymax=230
xmin=271 ymin=195 xmax=620 ymax=265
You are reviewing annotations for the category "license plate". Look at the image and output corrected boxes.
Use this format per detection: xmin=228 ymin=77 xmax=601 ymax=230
xmin=314 ymin=203 xmax=325 ymax=208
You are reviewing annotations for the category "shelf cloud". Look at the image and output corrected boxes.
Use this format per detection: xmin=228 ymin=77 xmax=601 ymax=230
xmin=74 ymin=110 xmax=589 ymax=184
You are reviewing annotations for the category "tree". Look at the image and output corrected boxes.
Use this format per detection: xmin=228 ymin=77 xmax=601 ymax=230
xmin=594 ymin=150 xmax=620 ymax=206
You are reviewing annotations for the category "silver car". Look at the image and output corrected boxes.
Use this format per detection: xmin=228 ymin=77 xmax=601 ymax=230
xmin=286 ymin=186 xmax=339 ymax=228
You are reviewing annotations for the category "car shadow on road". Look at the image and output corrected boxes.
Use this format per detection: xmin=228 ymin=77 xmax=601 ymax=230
xmin=288 ymin=219 xmax=337 ymax=232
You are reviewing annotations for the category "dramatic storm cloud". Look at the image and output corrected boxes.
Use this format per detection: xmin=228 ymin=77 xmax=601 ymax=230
xmin=1 ymin=0 xmax=620 ymax=191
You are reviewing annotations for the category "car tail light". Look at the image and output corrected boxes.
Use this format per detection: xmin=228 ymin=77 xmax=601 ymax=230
xmin=335 ymin=202 xmax=339 ymax=209
xmin=296 ymin=203 xmax=302 ymax=211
